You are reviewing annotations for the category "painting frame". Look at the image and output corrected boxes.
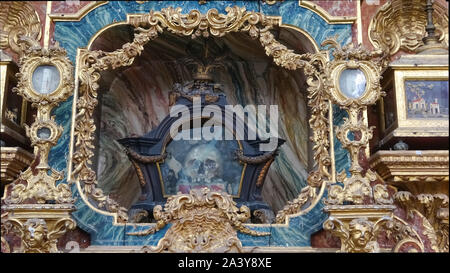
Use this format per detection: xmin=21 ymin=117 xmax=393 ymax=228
xmin=385 ymin=69 xmax=449 ymax=139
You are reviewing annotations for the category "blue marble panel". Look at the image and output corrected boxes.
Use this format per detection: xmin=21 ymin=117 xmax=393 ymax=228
xmin=52 ymin=0 xmax=353 ymax=247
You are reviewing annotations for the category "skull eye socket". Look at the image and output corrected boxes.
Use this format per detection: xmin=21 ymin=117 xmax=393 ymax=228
xmin=186 ymin=159 xmax=198 ymax=168
xmin=204 ymin=159 xmax=216 ymax=169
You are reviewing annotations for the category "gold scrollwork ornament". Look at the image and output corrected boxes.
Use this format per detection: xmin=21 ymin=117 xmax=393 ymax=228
xmin=129 ymin=188 xmax=269 ymax=253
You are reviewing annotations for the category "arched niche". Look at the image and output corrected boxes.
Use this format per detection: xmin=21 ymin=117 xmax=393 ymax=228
xmin=87 ymin=23 xmax=321 ymax=217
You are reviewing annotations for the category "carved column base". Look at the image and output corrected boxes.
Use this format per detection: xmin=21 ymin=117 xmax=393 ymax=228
xmin=1 ymin=204 xmax=76 ymax=253
xmin=323 ymin=205 xmax=395 ymax=253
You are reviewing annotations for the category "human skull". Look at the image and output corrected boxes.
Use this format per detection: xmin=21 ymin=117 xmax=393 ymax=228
xmin=184 ymin=144 xmax=222 ymax=184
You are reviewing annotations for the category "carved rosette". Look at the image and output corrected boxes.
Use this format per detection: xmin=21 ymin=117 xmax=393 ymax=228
xmin=73 ymin=6 xmax=332 ymax=224
xmin=369 ymin=0 xmax=449 ymax=55
xmin=128 ymin=188 xmax=269 ymax=253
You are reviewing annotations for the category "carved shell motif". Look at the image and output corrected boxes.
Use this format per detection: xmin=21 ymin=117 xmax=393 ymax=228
xmin=0 ymin=1 xmax=41 ymax=54
xmin=369 ymin=0 xmax=448 ymax=55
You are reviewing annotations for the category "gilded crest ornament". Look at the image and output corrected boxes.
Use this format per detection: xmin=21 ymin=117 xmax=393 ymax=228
xmin=1 ymin=207 xmax=76 ymax=253
xmin=323 ymin=206 xmax=395 ymax=253
xmin=129 ymin=188 xmax=269 ymax=253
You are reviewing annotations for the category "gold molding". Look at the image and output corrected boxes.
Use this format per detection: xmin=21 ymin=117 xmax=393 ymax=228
xmin=299 ymin=1 xmax=357 ymax=25
xmin=356 ymin=0 xmax=362 ymax=44
xmin=323 ymin=205 xmax=395 ymax=253
xmin=1 ymin=205 xmax=76 ymax=253
xmin=44 ymin=1 xmax=52 ymax=49
xmin=46 ymin=1 xmax=357 ymax=25
xmin=86 ymin=22 xmax=129 ymax=50
xmin=369 ymin=150 xmax=449 ymax=192
xmin=279 ymin=23 xmax=321 ymax=53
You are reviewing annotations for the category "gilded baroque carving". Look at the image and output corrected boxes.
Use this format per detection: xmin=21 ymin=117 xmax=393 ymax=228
xmin=369 ymin=0 xmax=449 ymax=55
xmin=74 ymin=6 xmax=332 ymax=223
xmin=394 ymin=191 xmax=448 ymax=252
xmin=387 ymin=215 xmax=426 ymax=252
xmin=4 ymin=42 xmax=74 ymax=206
xmin=1 ymin=35 xmax=77 ymax=252
xmin=369 ymin=150 xmax=449 ymax=190
xmin=321 ymin=40 xmax=390 ymax=206
xmin=1 ymin=211 xmax=76 ymax=253
xmin=0 ymin=147 xmax=34 ymax=184
xmin=324 ymin=216 xmax=389 ymax=253
xmin=0 ymin=1 xmax=42 ymax=55
xmin=129 ymin=188 xmax=269 ymax=252
xmin=13 ymin=44 xmax=74 ymax=106
xmin=323 ymin=205 xmax=395 ymax=253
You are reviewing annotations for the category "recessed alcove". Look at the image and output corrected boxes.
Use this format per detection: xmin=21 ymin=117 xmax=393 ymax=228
xmin=88 ymin=24 xmax=318 ymax=221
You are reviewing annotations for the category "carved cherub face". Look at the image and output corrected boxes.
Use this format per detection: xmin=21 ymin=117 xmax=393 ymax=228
xmin=349 ymin=219 xmax=372 ymax=248
xmin=184 ymin=144 xmax=222 ymax=183
xmin=24 ymin=219 xmax=47 ymax=248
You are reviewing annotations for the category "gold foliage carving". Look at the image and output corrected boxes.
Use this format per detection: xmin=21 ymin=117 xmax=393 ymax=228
xmin=369 ymin=0 xmax=449 ymax=55
xmin=129 ymin=188 xmax=269 ymax=253
xmin=394 ymin=191 xmax=448 ymax=252
xmin=0 ymin=1 xmax=42 ymax=55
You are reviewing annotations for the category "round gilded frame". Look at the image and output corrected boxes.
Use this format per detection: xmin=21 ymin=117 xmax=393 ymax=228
xmin=329 ymin=60 xmax=382 ymax=107
xmin=14 ymin=49 xmax=74 ymax=105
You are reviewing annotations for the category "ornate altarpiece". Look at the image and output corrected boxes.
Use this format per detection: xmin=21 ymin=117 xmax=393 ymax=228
xmin=1 ymin=1 xmax=448 ymax=253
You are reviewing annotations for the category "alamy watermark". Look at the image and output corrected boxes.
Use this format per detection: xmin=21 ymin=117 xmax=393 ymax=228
xmin=169 ymin=97 xmax=279 ymax=152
